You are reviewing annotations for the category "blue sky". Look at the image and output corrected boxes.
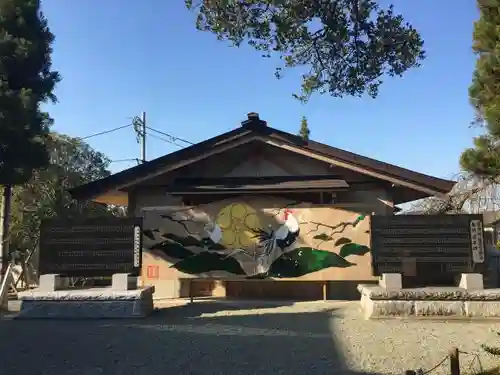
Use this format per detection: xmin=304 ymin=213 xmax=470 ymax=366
xmin=42 ymin=0 xmax=480 ymax=180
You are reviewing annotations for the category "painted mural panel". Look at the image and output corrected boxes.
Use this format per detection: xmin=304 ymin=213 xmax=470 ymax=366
xmin=141 ymin=196 xmax=372 ymax=280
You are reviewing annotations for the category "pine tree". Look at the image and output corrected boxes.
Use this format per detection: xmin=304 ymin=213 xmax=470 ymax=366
xmin=299 ymin=116 xmax=311 ymax=141
xmin=460 ymin=0 xmax=500 ymax=178
xmin=186 ymin=0 xmax=425 ymax=102
xmin=464 ymin=4 xmax=500 ymax=362
xmin=0 ymin=0 xmax=60 ymax=269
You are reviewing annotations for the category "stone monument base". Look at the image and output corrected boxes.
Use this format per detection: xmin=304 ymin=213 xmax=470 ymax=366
xmin=16 ymin=286 xmax=155 ymax=319
xmin=358 ymin=273 xmax=500 ymax=319
xmin=15 ymin=273 xmax=155 ymax=319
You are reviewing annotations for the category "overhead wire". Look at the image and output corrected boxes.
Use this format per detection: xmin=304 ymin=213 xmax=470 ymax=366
xmin=76 ymin=122 xmax=193 ymax=147
xmin=74 ymin=121 xmax=193 ymax=164
xmin=78 ymin=123 xmax=133 ymax=140
xmin=73 ymin=124 xmax=139 ymax=167
xmin=148 ymin=132 xmax=184 ymax=148
xmin=146 ymin=126 xmax=194 ymax=145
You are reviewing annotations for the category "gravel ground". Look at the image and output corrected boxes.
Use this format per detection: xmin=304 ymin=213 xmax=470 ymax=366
xmin=1 ymin=300 xmax=499 ymax=375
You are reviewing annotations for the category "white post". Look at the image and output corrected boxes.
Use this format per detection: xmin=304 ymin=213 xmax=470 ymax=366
xmin=379 ymin=273 xmax=402 ymax=290
xmin=459 ymin=273 xmax=484 ymax=290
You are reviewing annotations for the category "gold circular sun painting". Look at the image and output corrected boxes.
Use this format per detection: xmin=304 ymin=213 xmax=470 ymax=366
xmin=215 ymin=203 xmax=262 ymax=249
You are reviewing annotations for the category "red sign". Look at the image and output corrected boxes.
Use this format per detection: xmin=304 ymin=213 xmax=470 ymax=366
xmin=146 ymin=265 xmax=159 ymax=279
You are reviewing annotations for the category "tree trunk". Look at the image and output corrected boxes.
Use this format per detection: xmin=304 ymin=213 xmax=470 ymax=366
xmin=0 ymin=184 xmax=12 ymax=275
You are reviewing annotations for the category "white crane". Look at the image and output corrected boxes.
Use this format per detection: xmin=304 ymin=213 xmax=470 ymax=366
xmin=203 ymin=222 xmax=222 ymax=245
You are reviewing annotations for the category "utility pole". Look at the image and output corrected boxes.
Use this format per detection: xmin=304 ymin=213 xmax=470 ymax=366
xmin=133 ymin=111 xmax=147 ymax=164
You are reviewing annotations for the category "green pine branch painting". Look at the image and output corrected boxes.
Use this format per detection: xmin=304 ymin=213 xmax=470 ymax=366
xmin=143 ymin=207 xmax=370 ymax=278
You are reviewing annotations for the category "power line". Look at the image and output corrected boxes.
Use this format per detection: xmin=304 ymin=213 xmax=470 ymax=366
xmin=78 ymin=124 xmax=132 ymax=140
xmin=148 ymin=132 xmax=184 ymax=148
xmin=72 ymin=119 xmax=195 ymax=166
xmin=75 ymin=123 xmax=192 ymax=149
xmin=146 ymin=126 xmax=194 ymax=145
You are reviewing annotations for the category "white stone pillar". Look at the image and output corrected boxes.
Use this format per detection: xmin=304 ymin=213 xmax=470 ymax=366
xmin=112 ymin=273 xmax=136 ymax=291
xmin=379 ymin=273 xmax=402 ymax=290
xmin=459 ymin=273 xmax=484 ymax=290
xmin=38 ymin=274 xmax=61 ymax=292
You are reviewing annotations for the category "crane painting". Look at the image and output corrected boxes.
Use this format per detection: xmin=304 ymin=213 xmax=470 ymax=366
xmin=143 ymin=199 xmax=371 ymax=279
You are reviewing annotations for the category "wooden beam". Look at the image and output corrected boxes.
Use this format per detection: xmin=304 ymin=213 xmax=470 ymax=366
xmin=263 ymin=138 xmax=448 ymax=198
xmin=169 ymin=190 xmax=342 ymax=195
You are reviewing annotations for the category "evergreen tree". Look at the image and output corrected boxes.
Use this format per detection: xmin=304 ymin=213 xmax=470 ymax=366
xmin=186 ymin=0 xmax=425 ymax=102
xmin=0 ymin=0 xmax=60 ymax=185
xmin=460 ymin=0 xmax=500 ymax=178
xmin=461 ymin=6 xmax=500 ymax=367
xmin=0 ymin=0 xmax=60 ymax=268
xmin=299 ymin=116 xmax=311 ymax=141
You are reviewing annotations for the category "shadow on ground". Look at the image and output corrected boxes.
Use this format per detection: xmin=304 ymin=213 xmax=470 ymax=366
xmin=0 ymin=300 xmax=381 ymax=375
